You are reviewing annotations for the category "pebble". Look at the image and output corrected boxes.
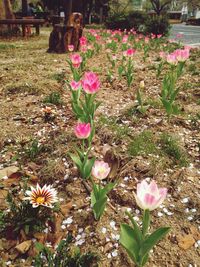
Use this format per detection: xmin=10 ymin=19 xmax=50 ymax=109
xmin=187 ymin=216 xmax=193 ymax=221
xmin=111 ymin=250 xmax=118 ymax=257
xmin=110 ymin=221 xmax=117 ymax=230
xmin=63 ymin=216 xmax=73 ymax=225
xmin=181 ymin=197 xmax=189 ymax=203
xmin=102 ymin=227 xmax=107 ymax=234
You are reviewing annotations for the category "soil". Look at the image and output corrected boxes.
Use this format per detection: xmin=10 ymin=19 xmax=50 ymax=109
xmin=0 ymin=28 xmax=199 ymax=267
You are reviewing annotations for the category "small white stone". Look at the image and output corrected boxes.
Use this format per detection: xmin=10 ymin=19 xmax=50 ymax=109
xmin=107 ymin=253 xmax=111 ymax=259
xmin=111 ymin=250 xmax=118 ymax=257
xmin=78 ymin=228 xmax=84 ymax=233
xmin=187 ymin=216 xmax=193 ymax=221
xmin=191 ymin=209 xmax=197 ymax=213
xmin=181 ymin=198 xmax=189 ymax=204
xmin=102 ymin=227 xmax=107 ymax=234
xmin=157 ymin=212 xmax=163 ymax=217
xmin=61 ymin=225 xmax=66 ymax=230
xmin=110 ymin=221 xmax=117 ymax=230
xmin=63 ymin=217 xmax=73 ymax=225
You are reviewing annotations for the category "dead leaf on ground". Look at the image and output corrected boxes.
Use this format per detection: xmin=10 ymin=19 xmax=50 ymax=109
xmin=60 ymin=201 xmax=73 ymax=217
xmin=177 ymin=234 xmax=195 ymax=250
xmin=15 ymin=240 xmax=32 ymax=254
xmin=0 ymin=166 xmax=19 ymax=179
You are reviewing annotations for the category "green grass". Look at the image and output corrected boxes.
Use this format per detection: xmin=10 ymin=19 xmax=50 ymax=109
xmin=98 ymin=115 xmax=131 ymax=141
xmin=127 ymin=130 xmax=189 ymax=167
xmin=43 ymin=91 xmax=62 ymax=105
xmin=159 ymin=133 xmax=189 ymax=167
xmin=0 ymin=43 xmax=17 ymax=50
xmin=128 ymin=130 xmax=157 ymax=156
xmin=51 ymin=72 xmax=66 ymax=83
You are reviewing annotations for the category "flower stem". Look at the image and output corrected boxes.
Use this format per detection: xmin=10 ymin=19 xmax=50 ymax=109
xmin=142 ymin=209 xmax=150 ymax=236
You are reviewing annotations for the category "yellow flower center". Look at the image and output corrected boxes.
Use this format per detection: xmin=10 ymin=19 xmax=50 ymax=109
xmin=36 ymin=196 xmax=45 ymax=204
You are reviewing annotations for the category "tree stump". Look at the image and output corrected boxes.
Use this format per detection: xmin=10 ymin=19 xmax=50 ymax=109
xmin=47 ymin=12 xmax=83 ymax=53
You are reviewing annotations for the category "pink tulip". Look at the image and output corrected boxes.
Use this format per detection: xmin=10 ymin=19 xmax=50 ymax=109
xmin=134 ymin=180 xmax=167 ymax=211
xmin=122 ymin=35 xmax=128 ymax=43
xmin=157 ymin=34 xmax=162 ymax=38
xmin=80 ymin=36 xmax=87 ymax=46
xmin=174 ymin=49 xmax=190 ymax=62
xmin=123 ymin=48 xmax=136 ymax=57
xmin=68 ymin=45 xmax=74 ymax=52
xmin=92 ymin=160 xmax=111 ymax=180
xmin=70 ymin=80 xmax=81 ymax=91
xmin=82 ymin=72 xmax=100 ymax=94
xmin=74 ymin=122 xmax=91 ymax=139
xmin=159 ymin=51 xmax=166 ymax=60
xmin=70 ymin=54 xmax=82 ymax=68
xmin=144 ymin=37 xmax=149 ymax=43
xmin=166 ymin=54 xmax=178 ymax=65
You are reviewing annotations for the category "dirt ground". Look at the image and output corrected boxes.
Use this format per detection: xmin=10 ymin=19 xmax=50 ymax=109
xmin=0 ymin=28 xmax=200 ymax=267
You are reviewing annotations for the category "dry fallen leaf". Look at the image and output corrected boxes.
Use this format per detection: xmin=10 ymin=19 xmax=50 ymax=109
xmin=177 ymin=234 xmax=195 ymax=250
xmin=0 ymin=166 xmax=19 ymax=179
xmin=60 ymin=201 xmax=73 ymax=217
xmin=15 ymin=240 xmax=32 ymax=254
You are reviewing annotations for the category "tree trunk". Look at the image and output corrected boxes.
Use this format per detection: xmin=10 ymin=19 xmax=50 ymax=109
xmin=22 ymin=0 xmax=28 ymax=16
xmin=64 ymin=0 xmax=73 ymax=23
xmin=4 ymin=0 xmax=15 ymax=19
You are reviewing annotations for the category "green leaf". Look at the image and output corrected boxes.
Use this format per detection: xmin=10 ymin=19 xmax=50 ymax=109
xmin=140 ymin=227 xmax=170 ymax=259
xmin=120 ymin=223 xmax=139 ymax=264
xmin=83 ymin=157 xmax=95 ymax=179
xmin=100 ymin=182 xmax=116 ymax=198
xmin=69 ymin=153 xmax=82 ymax=170
xmin=35 ymin=242 xmax=45 ymax=252
xmin=92 ymin=196 xmax=107 ymax=220
xmin=126 ymin=211 xmax=143 ymax=245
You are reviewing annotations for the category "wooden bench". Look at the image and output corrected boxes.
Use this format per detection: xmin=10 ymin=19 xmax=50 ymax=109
xmin=0 ymin=19 xmax=45 ymax=37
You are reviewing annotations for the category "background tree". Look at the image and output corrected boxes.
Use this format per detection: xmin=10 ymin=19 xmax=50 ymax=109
xmin=149 ymin=0 xmax=173 ymax=15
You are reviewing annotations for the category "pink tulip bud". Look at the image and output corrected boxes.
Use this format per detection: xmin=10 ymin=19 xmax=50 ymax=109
xmin=80 ymin=36 xmax=87 ymax=46
xmin=134 ymin=180 xmax=167 ymax=211
xmin=70 ymin=80 xmax=81 ymax=91
xmin=123 ymin=48 xmax=136 ymax=57
xmin=82 ymin=72 xmax=100 ymax=94
xmin=68 ymin=45 xmax=74 ymax=52
xmin=166 ymin=54 xmax=178 ymax=65
xmin=70 ymin=54 xmax=82 ymax=68
xmin=74 ymin=122 xmax=91 ymax=139
xmin=92 ymin=160 xmax=111 ymax=180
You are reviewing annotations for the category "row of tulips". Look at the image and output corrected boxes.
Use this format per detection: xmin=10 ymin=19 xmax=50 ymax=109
xmin=66 ymin=34 xmax=170 ymax=266
xmin=23 ymin=31 xmax=174 ymax=266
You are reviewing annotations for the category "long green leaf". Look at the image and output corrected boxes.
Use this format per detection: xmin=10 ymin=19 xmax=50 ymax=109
xmin=93 ymin=196 xmax=107 ymax=220
xmin=120 ymin=223 xmax=139 ymax=263
xmin=140 ymin=227 xmax=170 ymax=259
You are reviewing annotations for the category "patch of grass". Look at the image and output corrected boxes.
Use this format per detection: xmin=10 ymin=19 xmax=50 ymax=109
xmin=187 ymin=63 xmax=199 ymax=76
xmin=39 ymin=159 xmax=66 ymax=183
xmin=0 ymin=192 xmax=52 ymax=238
xmin=128 ymin=130 xmax=157 ymax=156
xmin=146 ymin=98 xmax=162 ymax=109
xmin=34 ymin=235 xmax=100 ymax=267
xmin=43 ymin=91 xmax=62 ymax=105
xmin=3 ymin=82 xmax=41 ymax=95
xmin=25 ymin=139 xmax=43 ymax=160
xmin=51 ymin=72 xmax=66 ymax=83
xmin=98 ymin=115 xmax=131 ymax=141
xmin=159 ymin=133 xmax=189 ymax=167
xmin=0 ymin=43 xmax=17 ymax=50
